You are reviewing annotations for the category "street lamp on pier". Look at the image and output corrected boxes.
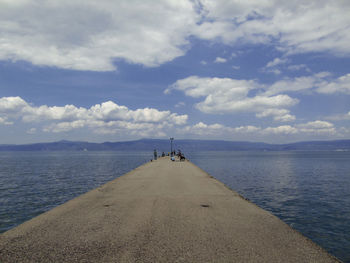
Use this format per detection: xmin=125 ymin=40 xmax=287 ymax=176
xmin=170 ymin=137 xmax=174 ymax=157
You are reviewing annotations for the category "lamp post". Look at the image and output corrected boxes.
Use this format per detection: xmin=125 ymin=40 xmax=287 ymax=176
xmin=170 ymin=137 xmax=174 ymax=157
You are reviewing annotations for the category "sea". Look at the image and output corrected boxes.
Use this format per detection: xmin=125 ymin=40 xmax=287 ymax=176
xmin=0 ymin=150 xmax=349 ymax=262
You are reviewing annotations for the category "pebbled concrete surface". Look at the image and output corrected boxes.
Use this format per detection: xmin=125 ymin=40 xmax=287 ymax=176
xmin=0 ymin=157 xmax=340 ymax=262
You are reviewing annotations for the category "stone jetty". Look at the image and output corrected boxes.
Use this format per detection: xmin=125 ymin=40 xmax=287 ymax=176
xmin=0 ymin=157 xmax=340 ymax=262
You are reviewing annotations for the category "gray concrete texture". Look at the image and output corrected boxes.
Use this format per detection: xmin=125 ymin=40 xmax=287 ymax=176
xmin=0 ymin=157 xmax=340 ymax=262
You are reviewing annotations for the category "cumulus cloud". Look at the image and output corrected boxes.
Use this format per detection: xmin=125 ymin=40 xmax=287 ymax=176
xmin=168 ymin=76 xmax=298 ymax=121
xmin=168 ymin=72 xmax=350 ymax=123
xmin=0 ymin=96 xmax=28 ymax=112
xmin=0 ymin=96 xmax=188 ymax=135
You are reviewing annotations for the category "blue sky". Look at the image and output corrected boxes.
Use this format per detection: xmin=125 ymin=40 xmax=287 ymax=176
xmin=0 ymin=0 xmax=350 ymax=144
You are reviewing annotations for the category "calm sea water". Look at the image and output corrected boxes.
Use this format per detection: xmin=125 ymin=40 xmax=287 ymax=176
xmin=0 ymin=151 xmax=150 ymax=233
xmin=187 ymin=151 xmax=350 ymax=262
xmin=0 ymin=151 xmax=349 ymax=262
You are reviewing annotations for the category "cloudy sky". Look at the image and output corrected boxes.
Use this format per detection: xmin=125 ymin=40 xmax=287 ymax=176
xmin=1 ymin=0 xmax=350 ymax=144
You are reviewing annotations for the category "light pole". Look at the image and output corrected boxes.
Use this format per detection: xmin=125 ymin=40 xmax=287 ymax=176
xmin=170 ymin=137 xmax=174 ymax=157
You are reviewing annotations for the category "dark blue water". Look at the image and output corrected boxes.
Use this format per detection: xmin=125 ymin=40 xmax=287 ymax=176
xmin=187 ymin=151 xmax=350 ymax=262
xmin=0 ymin=151 xmax=150 ymax=233
xmin=0 ymin=151 xmax=349 ymax=262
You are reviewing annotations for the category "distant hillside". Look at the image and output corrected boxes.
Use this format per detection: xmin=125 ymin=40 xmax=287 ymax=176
xmin=0 ymin=139 xmax=350 ymax=152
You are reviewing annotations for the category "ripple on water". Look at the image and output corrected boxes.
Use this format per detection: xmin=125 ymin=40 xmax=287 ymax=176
xmin=187 ymin=151 xmax=350 ymax=263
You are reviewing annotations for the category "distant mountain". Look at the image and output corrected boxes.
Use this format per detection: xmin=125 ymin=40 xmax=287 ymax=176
xmin=0 ymin=139 xmax=350 ymax=152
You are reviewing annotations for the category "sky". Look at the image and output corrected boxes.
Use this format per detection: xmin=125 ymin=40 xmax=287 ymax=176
xmin=0 ymin=0 xmax=350 ymax=144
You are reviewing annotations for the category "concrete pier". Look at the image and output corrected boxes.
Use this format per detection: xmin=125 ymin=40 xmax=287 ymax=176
xmin=0 ymin=157 xmax=339 ymax=262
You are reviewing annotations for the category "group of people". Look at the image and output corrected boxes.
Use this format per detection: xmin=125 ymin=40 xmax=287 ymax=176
xmin=171 ymin=150 xmax=185 ymax=161
xmin=153 ymin=149 xmax=186 ymax=162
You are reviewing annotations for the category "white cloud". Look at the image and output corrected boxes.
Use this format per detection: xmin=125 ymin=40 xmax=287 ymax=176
xmin=26 ymin=127 xmax=36 ymax=134
xmin=232 ymin=65 xmax=240 ymax=70
xmin=270 ymin=69 xmax=282 ymax=75
xmin=193 ymin=122 xmax=224 ymax=130
xmin=169 ymin=113 xmax=188 ymax=125
xmin=0 ymin=0 xmax=199 ymax=71
xmin=234 ymin=126 xmax=261 ymax=133
xmin=263 ymin=125 xmax=298 ymax=135
xmin=330 ymin=111 xmax=350 ymax=121
xmin=262 ymin=72 xmax=350 ymax=96
xmin=195 ymin=1 xmax=350 ymax=57
xmin=175 ymin=101 xmax=185 ymax=108
xmin=180 ymin=122 xmax=245 ymax=136
xmin=0 ymin=96 xmax=28 ymax=112
xmin=265 ymin=57 xmax=288 ymax=68
xmin=317 ymin=73 xmax=350 ymax=94
xmin=264 ymin=72 xmax=332 ymax=96
xmin=262 ymin=57 xmax=288 ymax=74
xmin=181 ymin=122 xmax=262 ymax=136
xmin=22 ymin=104 xmax=87 ymax=122
xmin=262 ymin=121 xmax=335 ymax=135
xmin=0 ymin=96 xmax=188 ymax=135
xmin=274 ymin=114 xmax=296 ymax=122
xmin=296 ymin=120 xmax=336 ymax=134
xmin=258 ymin=120 xmax=336 ymax=136
xmin=197 ymin=94 xmax=297 ymax=115
xmin=168 ymin=76 xmax=298 ymax=121
xmin=179 ymin=120 xmax=340 ymax=139
xmin=256 ymin=109 xmax=296 ymax=122
xmin=0 ymin=116 xmax=13 ymax=125
xmin=266 ymin=75 xmax=317 ymax=96
xmin=1 ymin=1 xmax=349 ymax=71
xmin=298 ymin=120 xmax=333 ymax=129
xmin=262 ymin=58 xmax=312 ymax=75
xmin=214 ymin=57 xmax=227 ymax=63
xmin=287 ymin=64 xmax=311 ymax=72
xmin=43 ymin=120 xmax=88 ymax=133
xmin=168 ymin=72 xmax=350 ymax=124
